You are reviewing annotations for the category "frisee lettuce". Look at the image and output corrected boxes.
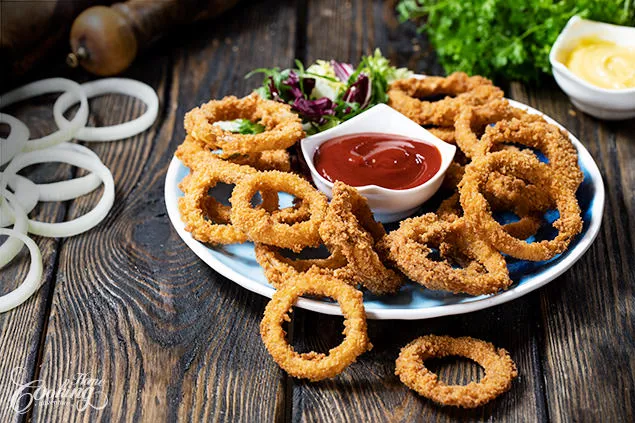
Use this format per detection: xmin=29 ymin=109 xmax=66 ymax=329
xmin=246 ymin=49 xmax=412 ymax=134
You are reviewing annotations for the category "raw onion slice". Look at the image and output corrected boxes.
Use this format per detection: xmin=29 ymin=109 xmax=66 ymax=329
xmin=0 ymin=228 xmax=43 ymax=313
xmin=0 ymin=78 xmax=89 ymax=151
xmin=0 ymin=175 xmax=38 ymax=226
xmin=0 ymin=190 xmax=29 ymax=267
xmin=0 ymin=113 xmax=29 ymax=165
xmin=2 ymin=148 xmax=115 ymax=237
xmin=53 ymin=78 xmax=159 ymax=141
xmin=11 ymin=143 xmax=103 ymax=203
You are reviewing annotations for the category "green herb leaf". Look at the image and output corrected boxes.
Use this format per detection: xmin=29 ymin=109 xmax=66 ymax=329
xmin=245 ymin=50 xmax=412 ymax=133
xmin=214 ymin=119 xmax=265 ymax=134
xmin=397 ymin=0 xmax=635 ymax=83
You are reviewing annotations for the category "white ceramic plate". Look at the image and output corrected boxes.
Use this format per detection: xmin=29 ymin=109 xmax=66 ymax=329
xmin=165 ymin=99 xmax=604 ymax=320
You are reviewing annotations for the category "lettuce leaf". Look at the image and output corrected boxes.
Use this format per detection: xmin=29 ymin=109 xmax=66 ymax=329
xmin=214 ymin=119 xmax=265 ymax=134
xmin=247 ymin=50 xmax=412 ymax=134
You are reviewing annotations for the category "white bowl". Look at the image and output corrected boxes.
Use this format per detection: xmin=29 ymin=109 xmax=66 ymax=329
xmin=549 ymin=16 xmax=635 ymax=120
xmin=300 ymin=104 xmax=456 ymax=222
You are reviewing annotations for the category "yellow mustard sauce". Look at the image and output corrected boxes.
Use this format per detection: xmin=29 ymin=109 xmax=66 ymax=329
xmin=565 ymin=37 xmax=635 ymax=90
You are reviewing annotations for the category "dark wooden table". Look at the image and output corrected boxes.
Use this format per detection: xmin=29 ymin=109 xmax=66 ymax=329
xmin=1 ymin=0 xmax=634 ymax=421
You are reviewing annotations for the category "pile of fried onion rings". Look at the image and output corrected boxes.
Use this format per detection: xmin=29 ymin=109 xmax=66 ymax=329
xmin=175 ymin=70 xmax=584 ymax=406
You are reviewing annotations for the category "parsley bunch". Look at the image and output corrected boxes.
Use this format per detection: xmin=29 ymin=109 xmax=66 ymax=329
xmin=397 ymin=0 xmax=635 ymax=83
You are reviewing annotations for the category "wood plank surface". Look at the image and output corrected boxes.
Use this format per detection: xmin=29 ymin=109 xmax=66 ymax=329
xmin=24 ymin=1 xmax=298 ymax=421
xmin=291 ymin=0 xmax=545 ymax=421
xmin=0 ymin=0 xmax=633 ymax=421
xmin=508 ymin=84 xmax=635 ymax=422
xmin=0 ymin=98 xmax=73 ymax=422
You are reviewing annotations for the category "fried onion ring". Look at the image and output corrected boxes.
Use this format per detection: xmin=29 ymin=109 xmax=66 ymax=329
xmin=440 ymin=147 xmax=476 ymax=190
xmin=175 ymin=135 xmax=291 ymax=172
xmin=460 ymin=151 xmax=582 ymax=261
xmin=481 ymin=118 xmax=583 ymax=192
xmin=427 ymin=126 xmax=456 ymax=144
xmin=260 ymin=274 xmax=372 ymax=381
xmin=255 ymin=150 xmax=292 ymax=172
xmin=395 ymin=335 xmax=517 ymax=408
xmin=254 ymin=243 xmax=348 ymax=289
xmin=454 ymin=100 xmax=547 ymax=158
xmin=175 ymin=135 xmax=211 ymax=169
xmin=178 ymin=157 xmax=278 ymax=244
xmin=441 ymin=161 xmax=466 ymax=191
xmin=384 ymin=214 xmax=511 ymax=296
xmin=388 ymin=73 xmax=503 ymax=126
xmin=184 ymin=93 xmax=304 ymax=154
xmin=482 ymin=171 xmax=552 ymax=215
xmin=230 ymin=170 xmax=328 ymax=251
xmin=437 ymin=192 xmax=543 ymax=240
xmin=440 ymin=159 xmax=551 ymax=215
xmin=319 ymin=182 xmax=403 ymax=295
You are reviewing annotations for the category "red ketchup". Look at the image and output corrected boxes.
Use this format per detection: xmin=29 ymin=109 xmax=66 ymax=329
xmin=313 ymin=133 xmax=442 ymax=190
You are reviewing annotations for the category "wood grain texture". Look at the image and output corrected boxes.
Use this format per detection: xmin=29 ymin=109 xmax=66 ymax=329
xmin=509 ymin=83 xmax=635 ymax=422
xmin=292 ymin=299 xmax=547 ymax=422
xmin=0 ymin=99 xmax=73 ymax=423
xmin=25 ymin=1 xmax=298 ymax=421
xmin=1 ymin=0 xmax=633 ymax=421
xmin=292 ymin=0 xmax=544 ymax=421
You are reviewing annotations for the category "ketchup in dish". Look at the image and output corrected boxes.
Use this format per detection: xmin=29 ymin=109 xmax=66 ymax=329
xmin=313 ymin=133 xmax=442 ymax=190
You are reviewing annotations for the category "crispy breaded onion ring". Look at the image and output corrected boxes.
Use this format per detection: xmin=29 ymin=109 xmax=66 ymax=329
xmin=441 ymin=161 xmax=466 ymax=191
xmin=426 ymin=126 xmax=456 ymax=144
xmin=255 ymin=150 xmax=292 ymax=172
xmin=395 ymin=335 xmax=517 ymax=408
xmin=437 ymin=192 xmax=543 ymax=240
xmin=440 ymin=157 xmax=552 ymax=215
xmin=254 ymin=243 xmax=348 ymax=289
xmin=319 ymin=182 xmax=403 ymax=295
xmin=184 ymin=93 xmax=304 ymax=154
xmin=454 ymin=100 xmax=531 ymax=158
xmin=260 ymin=274 xmax=372 ymax=381
xmin=230 ymin=170 xmax=328 ymax=252
xmin=178 ymin=157 xmax=278 ymax=244
xmin=388 ymin=73 xmax=503 ymax=126
xmin=384 ymin=214 xmax=511 ymax=296
xmin=175 ymin=135 xmax=210 ymax=168
xmin=480 ymin=118 xmax=583 ymax=192
xmin=483 ymin=171 xmax=552 ymax=215
xmin=460 ymin=151 xmax=583 ymax=261
xmin=175 ymin=135 xmax=290 ymax=172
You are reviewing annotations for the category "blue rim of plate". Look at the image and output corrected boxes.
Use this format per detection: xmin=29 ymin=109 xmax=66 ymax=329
xmin=164 ymin=99 xmax=605 ymax=320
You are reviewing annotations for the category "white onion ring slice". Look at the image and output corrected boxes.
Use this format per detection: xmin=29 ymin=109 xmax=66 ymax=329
xmin=0 ymin=191 xmax=29 ymax=267
xmin=1 ymin=78 xmax=89 ymax=151
xmin=54 ymin=78 xmax=159 ymax=142
xmin=0 ymin=175 xmax=38 ymax=226
xmin=0 ymin=113 xmax=29 ymax=165
xmin=22 ymin=143 xmax=103 ymax=202
xmin=0 ymin=228 xmax=43 ymax=313
xmin=2 ymin=148 xmax=114 ymax=237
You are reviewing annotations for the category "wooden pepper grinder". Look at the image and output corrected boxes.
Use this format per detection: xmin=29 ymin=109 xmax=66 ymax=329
xmin=67 ymin=0 xmax=240 ymax=76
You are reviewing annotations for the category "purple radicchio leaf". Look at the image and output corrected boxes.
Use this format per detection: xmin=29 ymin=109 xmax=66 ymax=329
xmin=331 ymin=60 xmax=354 ymax=82
xmin=343 ymin=73 xmax=371 ymax=109
xmin=267 ymin=76 xmax=283 ymax=102
xmin=302 ymin=77 xmax=316 ymax=98
xmin=292 ymin=97 xmax=335 ymax=124
xmin=282 ymin=71 xmax=316 ymax=100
